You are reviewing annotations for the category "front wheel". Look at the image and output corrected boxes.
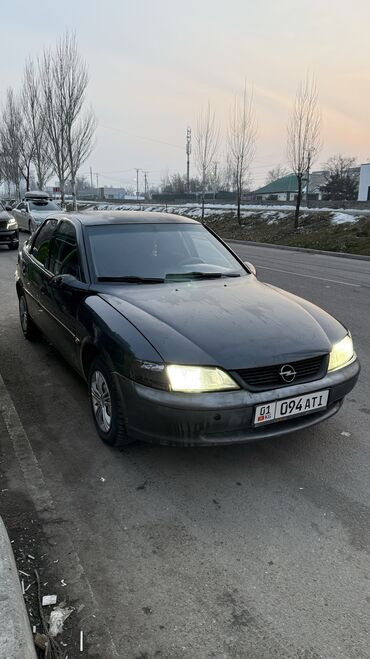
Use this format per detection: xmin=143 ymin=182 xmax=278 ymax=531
xmin=88 ymin=357 xmax=133 ymax=447
xmin=19 ymin=292 xmax=40 ymax=340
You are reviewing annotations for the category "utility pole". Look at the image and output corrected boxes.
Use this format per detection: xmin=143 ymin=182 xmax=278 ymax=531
xmin=90 ymin=166 xmax=93 ymax=189
xmin=144 ymin=171 xmax=149 ymax=200
xmin=134 ymin=168 xmax=141 ymax=202
xmin=186 ymin=127 xmax=192 ymax=193
xmin=95 ymin=173 xmax=99 ymax=188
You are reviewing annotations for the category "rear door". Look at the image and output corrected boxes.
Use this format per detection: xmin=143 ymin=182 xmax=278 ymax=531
xmin=24 ymin=219 xmax=59 ymax=325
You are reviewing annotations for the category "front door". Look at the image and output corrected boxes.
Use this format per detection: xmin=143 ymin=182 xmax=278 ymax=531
xmin=40 ymin=220 xmax=84 ymax=370
xmin=13 ymin=202 xmax=28 ymax=231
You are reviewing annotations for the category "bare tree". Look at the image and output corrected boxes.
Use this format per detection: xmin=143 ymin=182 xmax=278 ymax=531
xmin=39 ymin=45 xmax=70 ymax=204
xmin=266 ymin=165 xmax=289 ymax=185
xmin=0 ymin=88 xmax=23 ymax=197
xmin=287 ymin=75 xmax=321 ymax=228
xmin=58 ymin=33 xmax=96 ymax=210
xmin=22 ymin=59 xmax=52 ymax=190
xmin=194 ymin=102 xmax=219 ymax=220
xmin=228 ymin=85 xmax=256 ymax=225
xmin=39 ymin=32 xmax=96 ymax=208
xmin=322 ymin=154 xmax=358 ymax=201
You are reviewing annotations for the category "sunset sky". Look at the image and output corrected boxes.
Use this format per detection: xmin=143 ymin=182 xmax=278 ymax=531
xmin=1 ymin=0 xmax=370 ymax=190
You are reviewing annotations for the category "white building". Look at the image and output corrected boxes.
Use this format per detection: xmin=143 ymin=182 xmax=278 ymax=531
xmin=358 ymin=163 xmax=370 ymax=201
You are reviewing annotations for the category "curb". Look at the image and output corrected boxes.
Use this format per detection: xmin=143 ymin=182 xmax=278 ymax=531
xmin=0 ymin=516 xmax=37 ymax=659
xmin=227 ymin=239 xmax=370 ymax=261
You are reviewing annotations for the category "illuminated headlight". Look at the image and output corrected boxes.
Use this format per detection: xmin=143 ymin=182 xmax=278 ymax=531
xmin=328 ymin=334 xmax=355 ymax=372
xmin=6 ymin=218 xmax=17 ymax=229
xmin=166 ymin=365 xmax=239 ymax=393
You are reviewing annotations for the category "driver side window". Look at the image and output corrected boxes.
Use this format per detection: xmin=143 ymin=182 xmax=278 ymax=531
xmin=31 ymin=219 xmax=58 ymax=267
xmin=49 ymin=221 xmax=82 ymax=280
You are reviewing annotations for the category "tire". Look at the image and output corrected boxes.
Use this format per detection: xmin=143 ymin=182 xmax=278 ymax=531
xmin=8 ymin=241 xmax=19 ymax=250
xmin=88 ymin=356 xmax=133 ymax=447
xmin=19 ymin=292 xmax=40 ymax=341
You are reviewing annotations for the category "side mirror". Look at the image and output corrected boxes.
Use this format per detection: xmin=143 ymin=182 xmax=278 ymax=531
xmin=244 ymin=261 xmax=257 ymax=277
xmin=51 ymin=274 xmax=89 ymax=293
xmin=5 ymin=204 xmax=12 ymax=211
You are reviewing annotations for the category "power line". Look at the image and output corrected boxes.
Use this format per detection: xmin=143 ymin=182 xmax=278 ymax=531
xmin=100 ymin=124 xmax=183 ymax=150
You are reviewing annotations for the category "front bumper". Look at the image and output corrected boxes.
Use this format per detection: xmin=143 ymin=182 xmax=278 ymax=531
xmin=0 ymin=229 xmax=18 ymax=246
xmin=115 ymin=358 xmax=360 ymax=446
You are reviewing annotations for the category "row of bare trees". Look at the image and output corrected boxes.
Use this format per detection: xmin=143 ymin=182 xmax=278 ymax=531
xmin=193 ymin=75 xmax=321 ymax=227
xmin=194 ymin=86 xmax=257 ymax=224
xmin=0 ymin=32 xmax=96 ymax=209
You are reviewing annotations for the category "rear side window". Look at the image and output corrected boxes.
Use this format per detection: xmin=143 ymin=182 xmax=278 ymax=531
xmin=31 ymin=220 xmax=58 ymax=267
xmin=49 ymin=221 xmax=81 ymax=280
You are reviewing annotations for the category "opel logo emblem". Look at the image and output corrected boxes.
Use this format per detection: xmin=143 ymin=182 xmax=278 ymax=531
xmin=279 ymin=364 xmax=296 ymax=383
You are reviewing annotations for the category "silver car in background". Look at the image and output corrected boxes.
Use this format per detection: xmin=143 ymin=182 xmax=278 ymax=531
xmin=12 ymin=191 xmax=62 ymax=233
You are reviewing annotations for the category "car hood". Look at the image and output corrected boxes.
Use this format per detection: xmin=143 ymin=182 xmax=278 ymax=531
xmin=98 ymin=277 xmax=347 ymax=369
xmin=0 ymin=210 xmax=11 ymax=221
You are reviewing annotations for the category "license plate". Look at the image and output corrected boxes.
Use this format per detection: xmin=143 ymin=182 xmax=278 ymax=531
xmin=254 ymin=390 xmax=329 ymax=425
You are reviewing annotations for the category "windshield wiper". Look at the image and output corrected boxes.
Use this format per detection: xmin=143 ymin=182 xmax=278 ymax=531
xmin=165 ymin=271 xmax=241 ymax=280
xmin=97 ymin=276 xmax=165 ymax=283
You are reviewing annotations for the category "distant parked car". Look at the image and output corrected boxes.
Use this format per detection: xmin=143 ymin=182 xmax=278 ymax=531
xmin=4 ymin=198 xmax=17 ymax=209
xmin=12 ymin=191 xmax=62 ymax=234
xmin=0 ymin=200 xmax=19 ymax=250
xmin=15 ymin=211 xmax=359 ymax=448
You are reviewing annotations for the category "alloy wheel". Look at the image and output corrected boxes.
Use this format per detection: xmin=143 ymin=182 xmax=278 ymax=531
xmin=90 ymin=370 xmax=112 ymax=433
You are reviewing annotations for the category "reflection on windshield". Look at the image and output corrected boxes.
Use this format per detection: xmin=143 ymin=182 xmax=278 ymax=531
xmin=29 ymin=201 xmax=60 ymax=211
xmin=87 ymin=222 xmax=247 ymax=280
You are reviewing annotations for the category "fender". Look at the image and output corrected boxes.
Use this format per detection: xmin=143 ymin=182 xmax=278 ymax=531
xmin=77 ymin=294 xmax=163 ymax=379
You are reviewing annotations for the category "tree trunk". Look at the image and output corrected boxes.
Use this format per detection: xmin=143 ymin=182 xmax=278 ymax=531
xmin=237 ymin=188 xmax=241 ymax=226
xmin=26 ymin=163 xmax=30 ymax=192
xmin=60 ymin=179 xmax=65 ymax=207
xmin=294 ymin=176 xmax=302 ymax=229
xmin=36 ymin=166 xmax=43 ymax=191
xmin=71 ymin=178 xmax=77 ymax=211
xmin=201 ymin=170 xmax=206 ymax=222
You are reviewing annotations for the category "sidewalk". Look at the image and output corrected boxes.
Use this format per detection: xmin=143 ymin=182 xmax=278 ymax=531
xmin=0 ymin=516 xmax=36 ymax=659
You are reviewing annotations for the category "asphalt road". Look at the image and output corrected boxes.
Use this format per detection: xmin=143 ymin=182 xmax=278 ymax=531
xmin=0 ymin=239 xmax=369 ymax=659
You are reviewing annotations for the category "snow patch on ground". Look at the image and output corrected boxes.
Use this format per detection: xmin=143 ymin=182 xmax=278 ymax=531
xmin=92 ymin=203 xmax=365 ymax=225
xmin=331 ymin=212 xmax=359 ymax=225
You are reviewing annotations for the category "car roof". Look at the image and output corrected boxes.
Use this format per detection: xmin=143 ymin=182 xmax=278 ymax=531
xmin=62 ymin=211 xmax=199 ymax=226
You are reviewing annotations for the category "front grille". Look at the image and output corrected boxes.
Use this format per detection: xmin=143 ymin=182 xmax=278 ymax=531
xmin=236 ymin=354 xmax=328 ymax=391
xmin=0 ymin=221 xmax=7 ymax=230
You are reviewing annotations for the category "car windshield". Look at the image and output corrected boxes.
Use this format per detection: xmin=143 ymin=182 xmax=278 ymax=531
xmin=28 ymin=200 xmax=60 ymax=211
xmin=87 ymin=222 xmax=247 ymax=281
